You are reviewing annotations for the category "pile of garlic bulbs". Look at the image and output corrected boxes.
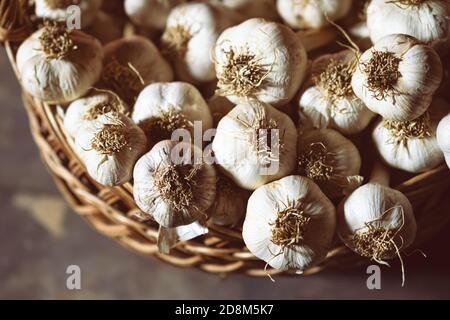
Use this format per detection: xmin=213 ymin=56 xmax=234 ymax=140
xmin=15 ymin=0 xmax=450 ymax=279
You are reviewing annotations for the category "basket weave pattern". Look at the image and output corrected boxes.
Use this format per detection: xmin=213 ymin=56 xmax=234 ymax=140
xmin=2 ymin=1 xmax=450 ymax=277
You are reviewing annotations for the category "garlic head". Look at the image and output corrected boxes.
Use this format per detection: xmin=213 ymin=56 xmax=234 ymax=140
xmin=437 ymin=112 xmax=450 ymax=169
xmin=124 ymin=0 xmax=186 ymax=30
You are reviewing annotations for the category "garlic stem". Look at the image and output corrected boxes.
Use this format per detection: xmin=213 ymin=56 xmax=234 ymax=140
xmin=369 ymin=161 xmax=390 ymax=186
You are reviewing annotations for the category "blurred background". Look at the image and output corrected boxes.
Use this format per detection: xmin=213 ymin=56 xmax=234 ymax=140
xmin=1 ymin=48 xmax=450 ymax=300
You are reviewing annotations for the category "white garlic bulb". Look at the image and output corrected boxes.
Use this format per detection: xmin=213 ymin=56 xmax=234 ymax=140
xmin=373 ymin=98 xmax=449 ymax=173
xmin=212 ymin=100 xmax=297 ymax=190
xmin=352 ymin=34 xmax=443 ymax=121
xmin=74 ymin=112 xmax=147 ymax=186
xmin=437 ymin=112 xmax=450 ymax=169
xmin=243 ymin=175 xmax=336 ymax=272
xmin=161 ymin=2 xmax=242 ymax=83
xmin=124 ymin=0 xmax=186 ymax=30
xmin=298 ymin=50 xmax=376 ymax=135
xmin=338 ymin=165 xmax=417 ymax=269
xmin=16 ymin=23 xmax=103 ymax=104
xmin=298 ymin=128 xmax=363 ymax=198
xmin=35 ymin=0 xmax=103 ymax=28
xmin=210 ymin=0 xmax=279 ymax=21
xmin=132 ymin=82 xmax=213 ymax=147
xmin=367 ymin=0 xmax=450 ymax=52
xmin=84 ymin=11 xmax=123 ymax=44
xmin=208 ymin=174 xmax=249 ymax=226
xmin=101 ymin=36 xmax=173 ymax=104
xmin=214 ymin=18 xmax=308 ymax=107
xmin=276 ymin=0 xmax=353 ymax=30
xmin=64 ymin=92 xmax=128 ymax=138
xmin=133 ymin=140 xmax=217 ymax=228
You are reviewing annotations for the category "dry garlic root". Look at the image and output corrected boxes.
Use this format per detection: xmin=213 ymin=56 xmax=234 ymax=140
xmin=101 ymin=36 xmax=173 ymax=104
xmin=133 ymin=140 xmax=217 ymax=228
xmin=125 ymin=0 xmax=186 ymax=30
xmin=209 ymin=0 xmax=279 ymax=21
xmin=338 ymin=163 xmax=417 ymax=285
xmin=437 ymin=113 xmax=450 ymax=169
xmin=208 ymin=174 xmax=249 ymax=227
xmin=17 ymin=22 xmax=103 ymax=104
xmin=74 ymin=112 xmax=147 ymax=186
xmin=214 ymin=18 xmax=308 ymax=107
xmin=243 ymin=175 xmax=336 ymax=272
xmin=352 ymin=33 xmax=443 ymax=121
xmin=132 ymin=82 xmax=213 ymax=147
xmin=64 ymin=92 xmax=128 ymax=138
xmin=161 ymin=2 xmax=242 ymax=83
xmin=35 ymin=0 xmax=103 ymax=28
xmin=373 ymin=98 xmax=449 ymax=173
xmin=276 ymin=0 xmax=353 ymax=30
xmin=297 ymin=128 xmax=363 ymax=198
xmin=213 ymin=100 xmax=298 ymax=190
xmin=367 ymin=0 xmax=450 ymax=52
xmin=298 ymin=50 xmax=375 ymax=135
xmin=84 ymin=11 xmax=123 ymax=44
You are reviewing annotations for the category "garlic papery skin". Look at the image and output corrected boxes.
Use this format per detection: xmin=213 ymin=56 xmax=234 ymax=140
xmin=298 ymin=128 xmax=362 ymax=198
xmin=16 ymin=23 xmax=103 ymax=104
xmin=132 ymin=82 xmax=213 ymax=147
xmin=124 ymin=0 xmax=186 ymax=30
xmin=207 ymin=94 xmax=236 ymax=126
xmin=214 ymin=18 xmax=308 ymax=107
xmin=133 ymin=140 xmax=217 ymax=228
xmin=243 ymin=175 xmax=336 ymax=272
xmin=276 ymin=0 xmax=353 ymax=30
xmin=64 ymin=92 xmax=129 ymax=138
xmin=74 ymin=112 xmax=147 ymax=186
xmin=338 ymin=180 xmax=417 ymax=265
xmin=161 ymin=2 xmax=242 ymax=83
xmin=372 ymin=98 xmax=449 ymax=173
xmin=35 ymin=0 xmax=103 ymax=28
xmin=367 ymin=0 xmax=450 ymax=52
xmin=437 ymin=113 xmax=450 ymax=169
xmin=208 ymin=174 xmax=249 ymax=227
xmin=352 ymin=34 xmax=443 ymax=122
xmin=209 ymin=0 xmax=279 ymax=21
xmin=101 ymin=36 xmax=173 ymax=104
xmin=298 ymin=50 xmax=376 ymax=135
xmin=212 ymin=100 xmax=297 ymax=190
xmin=84 ymin=11 xmax=123 ymax=45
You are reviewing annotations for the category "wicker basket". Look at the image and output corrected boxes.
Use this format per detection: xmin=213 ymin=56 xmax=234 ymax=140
xmin=2 ymin=0 xmax=450 ymax=277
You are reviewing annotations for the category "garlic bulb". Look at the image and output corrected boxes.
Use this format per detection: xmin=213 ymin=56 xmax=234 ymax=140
xmin=210 ymin=0 xmax=279 ymax=21
xmin=338 ymin=164 xmax=417 ymax=275
xmin=161 ymin=2 xmax=241 ymax=83
xmin=133 ymin=140 xmax=217 ymax=228
xmin=297 ymin=128 xmax=362 ymax=198
xmin=35 ymin=0 xmax=103 ymax=28
xmin=276 ymin=0 xmax=353 ymax=30
xmin=214 ymin=18 xmax=308 ymax=107
xmin=16 ymin=22 xmax=103 ymax=104
xmin=437 ymin=112 xmax=450 ymax=169
xmin=243 ymin=175 xmax=336 ymax=272
xmin=212 ymin=100 xmax=297 ymax=190
xmin=74 ymin=112 xmax=147 ymax=186
xmin=208 ymin=174 xmax=249 ymax=226
xmin=101 ymin=36 xmax=173 ymax=104
xmin=207 ymin=94 xmax=236 ymax=126
xmin=352 ymin=34 xmax=443 ymax=121
xmin=298 ymin=50 xmax=375 ymax=135
xmin=132 ymin=82 xmax=213 ymax=147
xmin=367 ymin=0 xmax=450 ymax=52
xmin=124 ymin=0 xmax=186 ymax=30
xmin=372 ymin=98 xmax=449 ymax=173
xmin=64 ymin=92 xmax=128 ymax=137
xmin=84 ymin=11 xmax=123 ymax=44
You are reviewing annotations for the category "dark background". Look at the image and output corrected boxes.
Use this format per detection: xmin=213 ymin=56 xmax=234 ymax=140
xmin=1 ymin=48 xmax=449 ymax=300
